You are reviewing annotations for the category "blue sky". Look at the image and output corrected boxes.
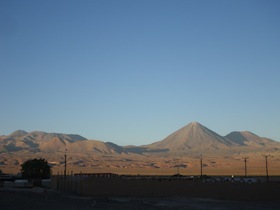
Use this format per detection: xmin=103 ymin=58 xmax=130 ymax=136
xmin=1 ymin=0 xmax=280 ymax=145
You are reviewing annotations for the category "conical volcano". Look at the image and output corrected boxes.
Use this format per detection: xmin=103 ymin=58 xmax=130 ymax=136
xmin=146 ymin=122 xmax=234 ymax=153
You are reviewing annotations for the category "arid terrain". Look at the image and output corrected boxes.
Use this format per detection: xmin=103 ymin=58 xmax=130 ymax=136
xmin=1 ymin=122 xmax=280 ymax=209
xmin=1 ymin=122 xmax=280 ymax=176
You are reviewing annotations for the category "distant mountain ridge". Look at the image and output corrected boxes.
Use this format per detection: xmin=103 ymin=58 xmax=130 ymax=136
xmin=140 ymin=122 xmax=280 ymax=155
xmin=0 ymin=130 xmax=126 ymax=155
xmin=1 ymin=122 xmax=279 ymax=155
xmin=0 ymin=130 xmax=86 ymax=153
xmin=1 ymin=122 xmax=280 ymax=173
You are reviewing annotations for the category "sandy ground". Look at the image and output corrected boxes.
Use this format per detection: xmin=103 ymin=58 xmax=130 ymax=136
xmin=0 ymin=187 xmax=279 ymax=210
xmin=2 ymin=150 xmax=280 ymax=176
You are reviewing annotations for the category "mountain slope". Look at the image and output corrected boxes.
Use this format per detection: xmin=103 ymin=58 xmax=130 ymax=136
xmin=0 ymin=130 xmax=127 ymax=155
xmin=21 ymin=131 xmax=87 ymax=143
xmin=0 ymin=131 xmax=87 ymax=153
xmin=66 ymin=140 xmax=126 ymax=154
xmin=144 ymin=122 xmax=234 ymax=153
xmin=225 ymin=131 xmax=280 ymax=148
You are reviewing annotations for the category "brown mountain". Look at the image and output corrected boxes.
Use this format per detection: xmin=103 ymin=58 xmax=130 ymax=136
xmin=140 ymin=122 xmax=235 ymax=154
xmin=225 ymin=131 xmax=280 ymax=148
xmin=0 ymin=130 xmax=126 ymax=155
xmin=0 ymin=130 xmax=86 ymax=153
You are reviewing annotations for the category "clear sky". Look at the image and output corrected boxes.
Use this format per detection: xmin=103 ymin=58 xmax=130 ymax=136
xmin=1 ymin=0 xmax=280 ymax=145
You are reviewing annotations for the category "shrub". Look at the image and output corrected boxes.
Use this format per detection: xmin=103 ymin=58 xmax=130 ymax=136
xmin=21 ymin=158 xmax=51 ymax=179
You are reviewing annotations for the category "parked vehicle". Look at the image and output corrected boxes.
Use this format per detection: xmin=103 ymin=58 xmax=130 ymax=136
xmin=224 ymin=176 xmax=258 ymax=183
xmin=241 ymin=177 xmax=258 ymax=183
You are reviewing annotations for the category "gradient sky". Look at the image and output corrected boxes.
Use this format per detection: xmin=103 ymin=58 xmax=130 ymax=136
xmin=1 ymin=0 xmax=280 ymax=145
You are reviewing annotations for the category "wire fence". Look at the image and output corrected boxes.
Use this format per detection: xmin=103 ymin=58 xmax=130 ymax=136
xmin=51 ymin=173 xmax=280 ymax=200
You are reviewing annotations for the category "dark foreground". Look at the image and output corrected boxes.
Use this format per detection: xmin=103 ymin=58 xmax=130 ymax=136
xmin=0 ymin=187 xmax=279 ymax=210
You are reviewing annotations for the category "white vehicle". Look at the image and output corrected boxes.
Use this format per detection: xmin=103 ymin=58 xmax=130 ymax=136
xmin=14 ymin=179 xmax=29 ymax=187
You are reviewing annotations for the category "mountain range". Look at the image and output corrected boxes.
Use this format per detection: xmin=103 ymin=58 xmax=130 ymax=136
xmin=1 ymin=122 xmax=279 ymax=155
xmin=1 ymin=122 xmax=279 ymax=174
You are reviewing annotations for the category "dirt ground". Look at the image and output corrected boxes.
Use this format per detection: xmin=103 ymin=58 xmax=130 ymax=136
xmin=0 ymin=187 xmax=279 ymax=210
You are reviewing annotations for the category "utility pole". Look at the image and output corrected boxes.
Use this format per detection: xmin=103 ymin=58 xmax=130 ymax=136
xmin=174 ymin=158 xmax=179 ymax=175
xmin=262 ymin=154 xmax=273 ymax=183
xmin=200 ymin=154 xmax=203 ymax=177
xmin=64 ymin=148 xmax=67 ymax=180
xmin=242 ymin=157 xmax=249 ymax=177
xmin=176 ymin=159 xmax=179 ymax=175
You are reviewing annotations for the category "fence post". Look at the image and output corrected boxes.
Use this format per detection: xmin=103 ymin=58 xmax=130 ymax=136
xmin=56 ymin=172 xmax=59 ymax=190
xmin=80 ymin=177 xmax=83 ymax=196
xmin=75 ymin=175 xmax=78 ymax=194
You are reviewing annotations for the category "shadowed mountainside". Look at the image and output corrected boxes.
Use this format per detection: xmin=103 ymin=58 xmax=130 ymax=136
xmin=225 ymin=131 xmax=279 ymax=148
